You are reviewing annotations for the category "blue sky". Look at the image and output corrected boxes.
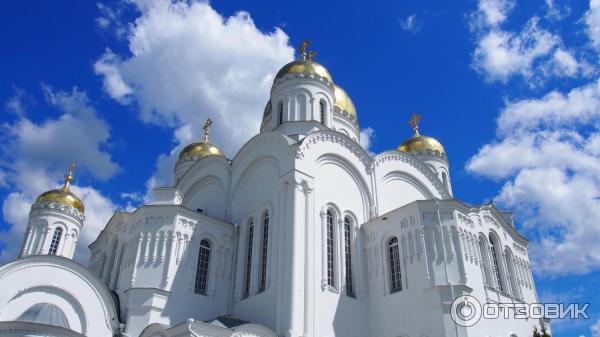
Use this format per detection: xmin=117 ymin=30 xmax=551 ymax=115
xmin=1 ymin=0 xmax=599 ymax=335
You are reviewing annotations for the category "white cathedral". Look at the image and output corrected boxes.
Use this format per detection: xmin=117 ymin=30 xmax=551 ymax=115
xmin=0 ymin=41 xmax=548 ymax=337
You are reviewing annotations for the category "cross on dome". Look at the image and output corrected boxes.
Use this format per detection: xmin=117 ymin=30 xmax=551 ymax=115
xmin=408 ymin=113 xmax=422 ymax=136
xmin=63 ymin=162 xmax=75 ymax=192
xmin=203 ymin=118 xmax=213 ymax=143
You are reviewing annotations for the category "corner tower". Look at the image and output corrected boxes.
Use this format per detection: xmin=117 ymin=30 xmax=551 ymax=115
xmin=20 ymin=163 xmax=85 ymax=259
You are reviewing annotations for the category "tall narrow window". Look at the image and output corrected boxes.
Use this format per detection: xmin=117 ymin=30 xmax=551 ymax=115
xmin=489 ymin=234 xmax=505 ymax=292
xmin=195 ymin=239 xmax=211 ymax=295
xmin=48 ymin=227 xmax=63 ymax=255
xmin=389 ymin=237 xmax=402 ymax=293
xmin=319 ymin=100 xmax=326 ymax=125
xmin=344 ymin=217 xmax=354 ymax=297
xmin=442 ymin=172 xmax=449 ymax=190
xmin=243 ymin=219 xmax=254 ymax=298
xmin=326 ymin=210 xmax=336 ymax=288
xmin=112 ymin=244 xmax=126 ymax=290
xmin=478 ymin=237 xmax=491 ymax=286
xmin=278 ymin=101 xmax=284 ymax=125
xmin=258 ymin=212 xmax=269 ymax=293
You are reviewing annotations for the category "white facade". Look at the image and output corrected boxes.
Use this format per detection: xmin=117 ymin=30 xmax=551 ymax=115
xmin=0 ymin=47 xmax=547 ymax=337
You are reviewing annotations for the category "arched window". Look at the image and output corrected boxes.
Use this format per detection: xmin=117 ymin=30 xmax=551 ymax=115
xmin=344 ymin=217 xmax=354 ymax=297
xmin=278 ymin=101 xmax=284 ymax=125
xmin=319 ymin=100 xmax=326 ymax=125
xmin=48 ymin=227 xmax=63 ymax=255
xmin=442 ymin=172 xmax=449 ymax=190
xmin=105 ymin=240 xmax=119 ymax=284
xmin=195 ymin=239 xmax=211 ymax=295
xmin=326 ymin=210 xmax=336 ymax=288
xmin=505 ymin=248 xmax=521 ymax=299
xmin=478 ymin=236 xmax=492 ymax=286
xmin=112 ymin=243 xmax=126 ymax=290
xmin=489 ymin=233 xmax=506 ymax=292
xmin=258 ymin=211 xmax=269 ymax=293
xmin=243 ymin=219 xmax=254 ymax=298
xmin=388 ymin=237 xmax=402 ymax=293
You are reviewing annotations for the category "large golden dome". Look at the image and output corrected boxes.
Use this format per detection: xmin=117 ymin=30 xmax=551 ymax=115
xmin=398 ymin=113 xmax=446 ymax=158
xmin=275 ymin=60 xmax=333 ymax=83
xmin=36 ymin=163 xmax=84 ymax=213
xmin=179 ymin=118 xmax=224 ymax=161
xmin=333 ymin=85 xmax=357 ymax=120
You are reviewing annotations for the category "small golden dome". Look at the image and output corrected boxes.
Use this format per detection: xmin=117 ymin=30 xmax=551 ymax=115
xmin=398 ymin=113 xmax=446 ymax=158
xmin=36 ymin=163 xmax=84 ymax=213
xmin=179 ymin=118 xmax=224 ymax=161
xmin=333 ymin=85 xmax=357 ymax=120
xmin=275 ymin=60 xmax=333 ymax=83
xmin=179 ymin=141 xmax=224 ymax=160
xmin=398 ymin=135 xmax=446 ymax=157
xmin=37 ymin=189 xmax=85 ymax=213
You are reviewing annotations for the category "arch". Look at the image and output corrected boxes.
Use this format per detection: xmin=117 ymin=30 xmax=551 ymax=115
xmin=182 ymin=175 xmax=227 ymax=219
xmin=17 ymin=302 xmax=70 ymax=329
xmin=382 ymin=171 xmax=434 ymax=198
xmin=231 ymin=156 xmax=282 ymax=206
xmin=0 ymin=256 xmax=120 ymax=336
xmin=295 ymin=93 xmax=308 ymax=120
xmin=316 ymin=154 xmax=373 ymax=220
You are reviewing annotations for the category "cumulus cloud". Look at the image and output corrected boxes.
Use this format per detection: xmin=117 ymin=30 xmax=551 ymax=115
xmin=0 ymin=87 xmax=120 ymax=264
xmin=470 ymin=0 xmax=587 ymax=83
xmin=467 ymin=78 xmax=600 ymax=275
xmin=95 ymin=0 xmax=294 ymax=156
xmin=94 ymin=0 xmax=295 ymax=195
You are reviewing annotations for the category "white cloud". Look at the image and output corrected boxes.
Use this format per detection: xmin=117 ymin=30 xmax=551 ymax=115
xmin=399 ymin=14 xmax=421 ymax=33
xmin=545 ymin=0 xmax=570 ymax=21
xmin=470 ymin=0 xmax=587 ymax=83
xmin=467 ymin=79 xmax=600 ymax=275
xmin=95 ymin=0 xmax=294 ymax=156
xmin=95 ymin=0 xmax=295 ymax=195
xmin=94 ymin=50 xmax=132 ymax=103
xmin=0 ymin=88 xmax=121 ymax=265
xmin=586 ymin=0 xmax=600 ymax=52
xmin=359 ymin=127 xmax=376 ymax=155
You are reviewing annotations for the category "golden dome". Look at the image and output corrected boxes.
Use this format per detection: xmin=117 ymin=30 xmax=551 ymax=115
xmin=398 ymin=113 xmax=446 ymax=158
xmin=398 ymin=135 xmax=446 ymax=157
xmin=36 ymin=163 xmax=84 ymax=213
xmin=179 ymin=141 xmax=224 ymax=160
xmin=275 ymin=60 xmax=333 ymax=83
xmin=333 ymin=85 xmax=357 ymax=119
xmin=179 ymin=118 xmax=224 ymax=161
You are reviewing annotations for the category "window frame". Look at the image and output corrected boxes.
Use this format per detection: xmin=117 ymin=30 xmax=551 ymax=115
xmin=258 ymin=211 xmax=270 ymax=293
xmin=194 ymin=239 xmax=212 ymax=296
xmin=48 ymin=227 xmax=63 ymax=255
xmin=343 ymin=216 xmax=355 ymax=297
xmin=388 ymin=236 xmax=402 ymax=293
xmin=243 ymin=218 xmax=255 ymax=298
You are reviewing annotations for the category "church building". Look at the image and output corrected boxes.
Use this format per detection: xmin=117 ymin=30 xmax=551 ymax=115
xmin=0 ymin=40 xmax=546 ymax=337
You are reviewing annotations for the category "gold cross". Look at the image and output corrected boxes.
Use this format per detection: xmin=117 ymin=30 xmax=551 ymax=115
xmin=203 ymin=118 xmax=213 ymax=143
xmin=63 ymin=162 xmax=75 ymax=192
xmin=408 ymin=113 xmax=421 ymax=136
xmin=298 ymin=40 xmax=311 ymax=61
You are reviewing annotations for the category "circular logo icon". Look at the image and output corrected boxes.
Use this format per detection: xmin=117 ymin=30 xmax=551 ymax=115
xmin=450 ymin=295 xmax=482 ymax=327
